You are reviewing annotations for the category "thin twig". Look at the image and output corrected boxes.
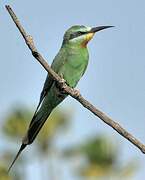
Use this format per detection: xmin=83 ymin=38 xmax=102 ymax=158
xmin=5 ymin=5 xmax=145 ymax=154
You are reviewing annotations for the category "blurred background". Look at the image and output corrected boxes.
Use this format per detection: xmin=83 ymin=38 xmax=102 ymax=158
xmin=1 ymin=0 xmax=145 ymax=179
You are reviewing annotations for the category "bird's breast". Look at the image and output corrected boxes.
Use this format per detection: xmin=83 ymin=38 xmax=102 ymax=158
xmin=62 ymin=48 xmax=89 ymax=87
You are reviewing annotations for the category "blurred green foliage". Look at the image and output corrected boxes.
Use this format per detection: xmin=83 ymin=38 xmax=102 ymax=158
xmin=3 ymin=107 xmax=32 ymax=139
xmin=0 ymin=163 xmax=11 ymax=180
xmin=0 ymin=105 xmax=139 ymax=180
xmin=63 ymin=135 xmax=139 ymax=179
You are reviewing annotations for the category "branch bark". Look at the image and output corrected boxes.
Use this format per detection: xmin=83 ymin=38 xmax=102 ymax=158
xmin=5 ymin=5 xmax=145 ymax=154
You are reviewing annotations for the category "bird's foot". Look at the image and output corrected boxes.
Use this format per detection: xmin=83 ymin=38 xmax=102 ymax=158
xmin=59 ymin=78 xmax=66 ymax=87
xmin=55 ymin=78 xmax=68 ymax=96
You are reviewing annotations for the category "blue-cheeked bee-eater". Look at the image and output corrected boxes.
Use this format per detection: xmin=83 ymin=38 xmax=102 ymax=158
xmin=8 ymin=25 xmax=113 ymax=171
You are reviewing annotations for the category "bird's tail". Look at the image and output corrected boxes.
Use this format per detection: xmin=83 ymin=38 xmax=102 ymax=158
xmin=23 ymin=107 xmax=53 ymax=145
xmin=8 ymin=143 xmax=26 ymax=173
xmin=8 ymin=107 xmax=53 ymax=172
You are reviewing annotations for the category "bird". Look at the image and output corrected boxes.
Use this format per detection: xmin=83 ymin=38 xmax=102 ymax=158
xmin=8 ymin=25 xmax=113 ymax=172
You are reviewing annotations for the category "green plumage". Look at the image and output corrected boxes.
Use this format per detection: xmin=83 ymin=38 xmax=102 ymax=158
xmin=25 ymin=41 xmax=89 ymax=144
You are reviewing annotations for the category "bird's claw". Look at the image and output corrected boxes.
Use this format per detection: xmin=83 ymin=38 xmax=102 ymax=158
xmin=59 ymin=78 xmax=66 ymax=86
xmin=55 ymin=77 xmax=67 ymax=95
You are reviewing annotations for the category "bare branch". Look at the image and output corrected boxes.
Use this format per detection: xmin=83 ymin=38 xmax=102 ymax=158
xmin=5 ymin=5 xmax=145 ymax=154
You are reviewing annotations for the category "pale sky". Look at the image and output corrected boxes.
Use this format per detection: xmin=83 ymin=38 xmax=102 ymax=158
xmin=1 ymin=0 xmax=145 ymax=179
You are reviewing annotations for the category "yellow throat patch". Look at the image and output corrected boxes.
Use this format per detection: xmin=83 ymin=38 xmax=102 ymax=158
xmin=81 ymin=33 xmax=94 ymax=47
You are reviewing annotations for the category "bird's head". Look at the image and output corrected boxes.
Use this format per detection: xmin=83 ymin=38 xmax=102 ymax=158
xmin=63 ymin=25 xmax=113 ymax=47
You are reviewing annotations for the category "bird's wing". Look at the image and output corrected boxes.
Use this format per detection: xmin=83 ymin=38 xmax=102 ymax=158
xmin=34 ymin=47 xmax=67 ymax=115
xmin=34 ymin=75 xmax=53 ymax=115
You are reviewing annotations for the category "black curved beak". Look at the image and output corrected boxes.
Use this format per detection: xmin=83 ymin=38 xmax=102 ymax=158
xmin=89 ymin=26 xmax=114 ymax=33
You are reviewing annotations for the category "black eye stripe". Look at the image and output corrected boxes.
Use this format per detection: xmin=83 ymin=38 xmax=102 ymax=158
xmin=69 ymin=31 xmax=87 ymax=40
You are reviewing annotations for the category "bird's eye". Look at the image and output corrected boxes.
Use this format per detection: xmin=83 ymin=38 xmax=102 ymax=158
xmin=69 ymin=31 xmax=86 ymax=40
xmin=77 ymin=31 xmax=83 ymax=36
xmin=76 ymin=31 xmax=86 ymax=36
